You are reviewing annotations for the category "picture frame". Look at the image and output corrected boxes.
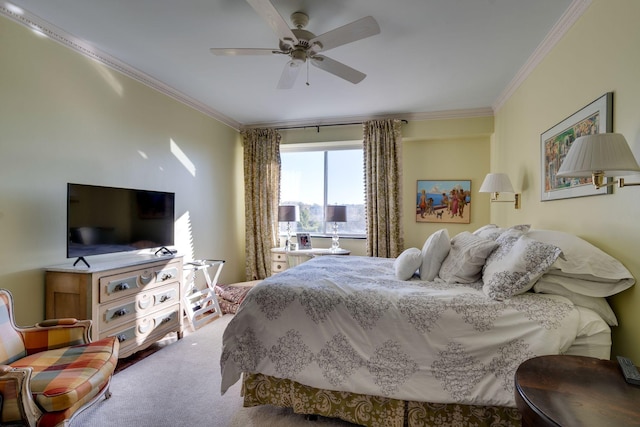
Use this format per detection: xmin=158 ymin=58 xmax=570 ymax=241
xmin=296 ymin=233 xmax=312 ymax=249
xmin=540 ymin=92 xmax=613 ymax=201
xmin=416 ymin=180 xmax=471 ymax=224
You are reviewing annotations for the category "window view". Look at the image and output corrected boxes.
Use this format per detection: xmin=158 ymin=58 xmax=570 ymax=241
xmin=280 ymin=147 xmax=365 ymax=237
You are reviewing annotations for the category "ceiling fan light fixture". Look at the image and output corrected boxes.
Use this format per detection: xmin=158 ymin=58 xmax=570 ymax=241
xmin=290 ymin=48 xmax=306 ymax=64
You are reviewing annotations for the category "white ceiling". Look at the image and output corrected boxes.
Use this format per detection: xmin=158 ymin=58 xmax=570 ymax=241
xmin=2 ymin=0 xmax=582 ymax=130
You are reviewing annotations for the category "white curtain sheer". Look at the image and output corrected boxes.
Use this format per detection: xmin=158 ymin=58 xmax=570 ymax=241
xmin=363 ymin=119 xmax=404 ymax=258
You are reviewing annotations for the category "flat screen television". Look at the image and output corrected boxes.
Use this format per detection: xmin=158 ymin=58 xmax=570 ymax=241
xmin=67 ymin=183 xmax=175 ymax=260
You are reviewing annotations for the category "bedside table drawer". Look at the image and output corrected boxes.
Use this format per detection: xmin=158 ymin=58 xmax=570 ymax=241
xmin=272 ymin=261 xmax=287 ymax=274
xmin=272 ymin=252 xmax=287 ymax=262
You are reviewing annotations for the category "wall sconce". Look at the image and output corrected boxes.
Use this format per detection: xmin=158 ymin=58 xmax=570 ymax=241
xmin=325 ymin=205 xmax=347 ymax=252
xmin=278 ymin=205 xmax=299 ymax=250
xmin=479 ymin=173 xmax=521 ymax=209
xmin=556 ymin=133 xmax=640 ymax=189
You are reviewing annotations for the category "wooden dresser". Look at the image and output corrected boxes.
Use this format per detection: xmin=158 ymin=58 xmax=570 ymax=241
xmin=45 ymin=255 xmax=183 ymax=358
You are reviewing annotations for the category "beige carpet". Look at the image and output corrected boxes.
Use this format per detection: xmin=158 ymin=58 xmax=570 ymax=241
xmin=72 ymin=314 xmax=356 ymax=427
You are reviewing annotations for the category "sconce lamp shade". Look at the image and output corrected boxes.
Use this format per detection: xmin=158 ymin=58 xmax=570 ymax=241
xmin=556 ymin=133 xmax=640 ymax=178
xmin=278 ymin=205 xmax=298 ymax=222
xmin=479 ymin=173 xmax=515 ymax=193
xmin=325 ymin=205 xmax=347 ymax=222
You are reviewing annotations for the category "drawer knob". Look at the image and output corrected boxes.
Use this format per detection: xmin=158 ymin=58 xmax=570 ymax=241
xmin=159 ymin=294 xmax=171 ymax=303
xmin=114 ymin=283 xmax=130 ymax=292
xmin=113 ymin=308 xmax=128 ymax=318
xmin=160 ymin=273 xmax=173 ymax=281
xmin=116 ymin=334 xmax=128 ymax=343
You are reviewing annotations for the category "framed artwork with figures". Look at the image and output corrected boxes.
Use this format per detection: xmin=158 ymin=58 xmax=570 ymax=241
xmin=297 ymin=233 xmax=312 ymax=249
xmin=416 ymin=180 xmax=471 ymax=224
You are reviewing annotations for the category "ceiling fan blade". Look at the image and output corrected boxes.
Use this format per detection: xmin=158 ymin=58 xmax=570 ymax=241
xmin=311 ymin=55 xmax=366 ymax=84
xmin=246 ymin=0 xmax=298 ymax=45
xmin=210 ymin=48 xmax=277 ymax=56
xmin=277 ymin=61 xmax=302 ymax=89
xmin=309 ymin=16 xmax=380 ymax=54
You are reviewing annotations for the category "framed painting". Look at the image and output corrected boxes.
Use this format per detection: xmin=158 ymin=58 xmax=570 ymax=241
xmin=540 ymin=92 xmax=613 ymax=201
xmin=416 ymin=180 xmax=471 ymax=224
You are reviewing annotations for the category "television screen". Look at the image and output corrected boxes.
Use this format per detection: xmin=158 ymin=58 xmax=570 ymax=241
xmin=67 ymin=183 xmax=175 ymax=259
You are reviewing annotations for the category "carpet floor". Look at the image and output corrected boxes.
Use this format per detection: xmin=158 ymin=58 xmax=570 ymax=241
xmin=71 ymin=314 xmax=356 ymax=427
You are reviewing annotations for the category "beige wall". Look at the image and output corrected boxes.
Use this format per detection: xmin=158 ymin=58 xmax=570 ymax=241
xmin=280 ymin=117 xmax=494 ymax=255
xmin=0 ymin=16 xmax=244 ymax=325
xmin=492 ymin=0 xmax=640 ymax=360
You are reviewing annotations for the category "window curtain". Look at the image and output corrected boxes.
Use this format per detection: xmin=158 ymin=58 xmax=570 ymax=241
xmin=242 ymin=128 xmax=281 ymax=280
xmin=363 ymin=119 xmax=404 ymax=258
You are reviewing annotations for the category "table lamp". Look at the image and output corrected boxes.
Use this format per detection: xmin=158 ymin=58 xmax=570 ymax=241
xmin=278 ymin=205 xmax=298 ymax=250
xmin=325 ymin=205 xmax=347 ymax=252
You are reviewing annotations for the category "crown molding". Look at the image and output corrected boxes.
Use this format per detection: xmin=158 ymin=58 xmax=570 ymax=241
xmin=0 ymin=3 xmax=242 ymax=131
xmin=493 ymin=0 xmax=592 ymax=112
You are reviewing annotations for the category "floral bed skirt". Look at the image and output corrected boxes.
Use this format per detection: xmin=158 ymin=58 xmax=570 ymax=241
xmin=242 ymin=373 xmax=521 ymax=427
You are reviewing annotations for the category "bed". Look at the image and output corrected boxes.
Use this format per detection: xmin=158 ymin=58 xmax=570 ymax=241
xmin=220 ymin=225 xmax=634 ymax=427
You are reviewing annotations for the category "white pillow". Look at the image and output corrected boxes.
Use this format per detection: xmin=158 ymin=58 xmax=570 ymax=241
xmin=394 ymin=248 xmax=422 ymax=280
xmin=527 ymin=229 xmax=635 ymax=297
xmin=439 ymin=232 xmax=498 ymax=284
xmin=533 ymin=280 xmax=618 ymax=326
xmin=419 ymin=228 xmax=450 ymax=281
xmin=482 ymin=233 xmax=561 ymax=300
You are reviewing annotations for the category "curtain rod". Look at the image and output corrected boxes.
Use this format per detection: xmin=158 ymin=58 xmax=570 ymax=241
xmin=276 ymin=119 xmax=408 ymax=132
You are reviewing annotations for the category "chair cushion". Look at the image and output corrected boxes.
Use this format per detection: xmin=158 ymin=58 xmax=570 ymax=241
xmin=11 ymin=337 xmax=118 ymax=412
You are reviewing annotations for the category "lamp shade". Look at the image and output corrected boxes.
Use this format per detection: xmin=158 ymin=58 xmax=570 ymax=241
xmin=278 ymin=205 xmax=298 ymax=222
xmin=556 ymin=133 xmax=640 ymax=178
xmin=325 ymin=205 xmax=347 ymax=222
xmin=479 ymin=173 xmax=515 ymax=193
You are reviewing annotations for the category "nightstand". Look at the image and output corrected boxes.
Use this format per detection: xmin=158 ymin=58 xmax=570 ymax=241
xmin=270 ymin=247 xmax=350 ymax=275
xmin=515 ymin=355 xmax=640 ymax=426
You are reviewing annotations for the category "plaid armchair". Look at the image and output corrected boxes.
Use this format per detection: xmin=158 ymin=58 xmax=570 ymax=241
xmin=0 ymin=289 xmax=119 ymax=427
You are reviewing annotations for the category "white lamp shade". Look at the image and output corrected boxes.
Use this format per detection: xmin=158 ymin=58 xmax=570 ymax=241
xmin=479 ymin=173 xmax=515 ymax=193
xmin=556 ymin=133 xmax=640 ymax=178
xmin=325 ymin=205 xmax=347 ymax=222
xmin=278 ymin=205 xmax=298 ymax=222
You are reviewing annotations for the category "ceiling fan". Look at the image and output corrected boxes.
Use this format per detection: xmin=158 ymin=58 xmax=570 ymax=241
xmin=210 ymin=0 xmax=380 ymax=89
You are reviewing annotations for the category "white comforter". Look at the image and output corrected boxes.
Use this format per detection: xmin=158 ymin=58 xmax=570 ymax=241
xmin=220 ymin=256 xmax=581 ymax=407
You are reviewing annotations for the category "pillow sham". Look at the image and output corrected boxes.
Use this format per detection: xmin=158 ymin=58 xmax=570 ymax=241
xmin=473 ymin=224 xmax=531 ymax=241
xmin=419 ymin=228 xmax=450 ymax=281
xmin=527 ymin=229 xmax=635 ymax=297
xmin=394 ymin=247 xmax=422 ymax=280
xmin=482 ymin=233 xmax=562 ymax=300
xmin=439 ymin=232 xmax=498 ymax=284
xmin=533 ymin=280 xmax=618 ymax=326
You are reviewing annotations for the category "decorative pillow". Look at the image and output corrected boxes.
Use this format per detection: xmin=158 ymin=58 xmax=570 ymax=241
xmin=419 ymin=228 xmax=450 ymax=281
xmin=533 ymin=280 xmax=618 ymax=326
xmin=439 ymin=232 xmax=498 ymax=284
xmin=482 ymin=233 xmax=562 ymax=301
xmin=394 ymin=248 xmax=422 ymax=280
xmin=527 ymin=229 xmax=635 ymax=297
xmin=473 ymin=224 xmax=531 ymax=241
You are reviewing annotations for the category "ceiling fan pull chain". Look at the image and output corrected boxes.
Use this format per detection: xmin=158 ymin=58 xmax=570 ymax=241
xmin=306 ymin=59 xmax=310 ymax=86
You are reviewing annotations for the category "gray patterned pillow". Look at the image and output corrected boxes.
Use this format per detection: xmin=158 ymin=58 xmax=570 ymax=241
xmin=438 ymin=232 xmax=498 ymax=284
xmin=473 ymin=224 xmax=531 ymax=241
xmin=482 ymin=233 xmax=562 ymax=300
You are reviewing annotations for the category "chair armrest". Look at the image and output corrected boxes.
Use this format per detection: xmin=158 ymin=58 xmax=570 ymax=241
xmin=18 ymin=319 xmax=92 ymax=354
xmin=0 ymin=365 xmax=43 ymax=426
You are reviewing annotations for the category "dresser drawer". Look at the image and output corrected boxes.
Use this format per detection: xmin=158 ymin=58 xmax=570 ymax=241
xmin=101 ymin=303 xmax=181 ymax=357
xmin=98 ymin=283 xmax=180 ymax=330
xmin=99 ymin=260 xmax=180 ymax=303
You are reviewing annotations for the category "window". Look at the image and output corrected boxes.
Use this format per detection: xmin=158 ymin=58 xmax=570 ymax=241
xmin=280 ymin=143 xmax=365 ymax=237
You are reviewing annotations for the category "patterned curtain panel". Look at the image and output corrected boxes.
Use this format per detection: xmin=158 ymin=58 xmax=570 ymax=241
xmin=242 ymin=128 xmax=281 ymax=280
xmin=363 ymin=119 xmax=404 ymax=258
